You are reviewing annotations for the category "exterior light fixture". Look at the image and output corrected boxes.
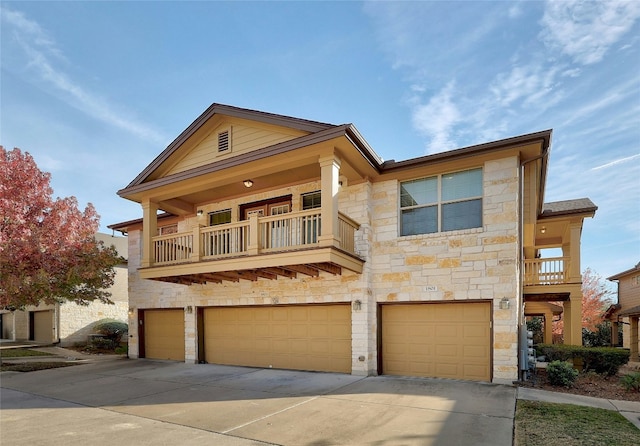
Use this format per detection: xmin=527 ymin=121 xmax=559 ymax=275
xmin=353 ymin=300 xmax=362 ymax=311
xmin=540 ymin=226 xmax=546 ymax=234
xmin=499 ymin=297 xmax=510 ymax=310
xmin=128 ymin=307 xmax=135 ymax=315
xmin=243 ymin=179 xmax=253 ymax=188
xmin=186 ymin=306 xmax=193 ymax=314
xmin=196 ymin=210 xmax=204 ymax=216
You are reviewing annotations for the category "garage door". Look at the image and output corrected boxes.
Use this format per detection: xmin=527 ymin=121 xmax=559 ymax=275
xmin=144 ymin=309 xmax=185 ymax=361
xmin=32 ymin=310 xmax=53 ymax=343
xmin=203 ymin=305 xmax=351 ymax=373
xmin=382 ymin=302 xmax=491 ymax=381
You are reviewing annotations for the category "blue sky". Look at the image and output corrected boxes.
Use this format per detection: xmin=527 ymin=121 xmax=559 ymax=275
xmin=1 ymin=1 xmax=638 ymax=282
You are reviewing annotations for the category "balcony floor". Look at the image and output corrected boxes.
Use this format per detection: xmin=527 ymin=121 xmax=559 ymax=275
xmin=139 ymin=246 xmax=364 ymax=285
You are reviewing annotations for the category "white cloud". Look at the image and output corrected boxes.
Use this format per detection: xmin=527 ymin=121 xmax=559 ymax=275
xmin=590 ymin=153 xmax=640 ymax=171
xmin=540 ymin=0 xmax=640 ymax=65
xmin=491 ymin=63 xmax=561 ymax=108
xmin=410 ymin=82 xmax=461 ymax=154
xmin=1 ymin=6 xmax=165 ymax=144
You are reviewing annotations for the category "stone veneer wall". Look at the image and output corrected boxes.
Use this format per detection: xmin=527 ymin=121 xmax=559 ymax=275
xmin=127 ymin=156 xmax=521 ymax=382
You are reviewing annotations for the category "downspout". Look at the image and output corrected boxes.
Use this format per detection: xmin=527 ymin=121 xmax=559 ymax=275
xmin=518 ymin=144 xmax=550 ymax=380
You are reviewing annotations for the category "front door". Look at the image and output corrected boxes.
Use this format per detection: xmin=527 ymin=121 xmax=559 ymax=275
xmin=241 ymin=196 xmax=292 ymax=249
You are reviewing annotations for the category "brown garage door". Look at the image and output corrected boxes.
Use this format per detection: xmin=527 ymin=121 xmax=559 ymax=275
xmin=32 ymin=310 xmax=53 ymax=343
xmin=203 ymin=305 xmax=351 ymax=373
xmin=144 ymin=309 xmax=185 ymax=361
xmin=382 ymin=302 xmax=491 ymax=381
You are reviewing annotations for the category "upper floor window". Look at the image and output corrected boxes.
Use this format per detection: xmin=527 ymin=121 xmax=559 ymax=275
xmin=400 ymin=168 xmax=482 ymax=236
xmin=158 ymin=224 xmax=178 ymax=235
xmin=209 ymin=209 xmax=231 ymax=226
xmin=302 ymin=191 xmax=321 ymax=210
xmin=634 ymin=275 xmax=640 ymax=286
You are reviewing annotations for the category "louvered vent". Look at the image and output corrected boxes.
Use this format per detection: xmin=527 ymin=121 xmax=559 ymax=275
xmin=218 ymin=130 xmax=230 ymax=152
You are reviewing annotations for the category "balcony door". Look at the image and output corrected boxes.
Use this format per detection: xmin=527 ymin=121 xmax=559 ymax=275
xmin=241 ymin=196 xmax=292 ymax=250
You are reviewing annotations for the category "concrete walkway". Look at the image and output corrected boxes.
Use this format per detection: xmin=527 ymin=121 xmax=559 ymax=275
xmin=1 ymin=348 xmax=639 ymax=445
xmin=2 ymin=354 xmax=515 ymax=446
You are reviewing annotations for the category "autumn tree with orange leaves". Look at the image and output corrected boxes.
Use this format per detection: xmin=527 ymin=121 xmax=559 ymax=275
xmin=552 ymin=268 xmax=613 ymax=342
xmin=0 ymin=147 xmax=121 ymax=309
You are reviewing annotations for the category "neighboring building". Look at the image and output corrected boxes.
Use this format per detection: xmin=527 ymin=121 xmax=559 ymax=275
xmin=0 ymin=233 xmax=128 ymax=346
xmin=109 ymin=103 xmax=596 ymax=384
xmin=605 ymin=262 xmax=640 ymax=360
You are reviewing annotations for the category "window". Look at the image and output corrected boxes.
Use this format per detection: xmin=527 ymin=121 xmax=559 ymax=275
xmin=302 ymin=191 xmax=321 ymax=210
xmin=209 ymin=209 xmax=231 ymax=226
xmin=301 ymin=191 xmax=321 ymax=244
xmin=218 ymin=130 xmax=230 ymax=152
xmin=400 ymin=168 xmax=482 ymax=236
xmin=158 ymin=224 xmax=178 ymax=235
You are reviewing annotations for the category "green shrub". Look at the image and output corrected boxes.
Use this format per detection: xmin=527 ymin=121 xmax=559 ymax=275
xmin=537 ymin=344 xmax=575 ymax=362
xmin=621 ymin=372 xmax=640 ymax=392
xmin=537 ymin=344 xmax=630 ymax=376
xmin=93 ymin=319 xmax=128 ymax=344
xmin=547 ymin=360 xmax=579 ymax=387
xmin=579 ymin=347 xmax=630 ymax=376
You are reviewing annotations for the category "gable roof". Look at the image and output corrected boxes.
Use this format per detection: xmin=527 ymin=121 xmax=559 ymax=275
xmin=125 ymin=103 xmax=342 ymax=189
xmin=608 ymin=262 xmax=640 ymax=281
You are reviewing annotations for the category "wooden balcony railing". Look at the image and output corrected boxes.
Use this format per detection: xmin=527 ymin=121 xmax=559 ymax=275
xmin=523 ymin=257 xmax=569 ymax=286
xmin=151 ymin=210 xmax=359 ymax=266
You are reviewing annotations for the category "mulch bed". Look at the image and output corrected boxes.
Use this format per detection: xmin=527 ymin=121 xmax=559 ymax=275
xmin=518 ymin=365 xmax=640 ymax=402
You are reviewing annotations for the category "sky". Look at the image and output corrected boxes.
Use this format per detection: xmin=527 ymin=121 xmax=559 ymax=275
xmin=1 ymin=0 xmax=638 ymax=284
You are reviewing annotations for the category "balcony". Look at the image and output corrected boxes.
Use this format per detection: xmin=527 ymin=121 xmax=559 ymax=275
xmin=140 ymin=210 xmax=363 ymax=284
xmin=524 ymin=257 xmax=568 ymax=286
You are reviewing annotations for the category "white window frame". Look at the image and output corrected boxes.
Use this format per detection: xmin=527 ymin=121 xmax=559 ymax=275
xmin=399 ymin=168 xmax=483 ymax=236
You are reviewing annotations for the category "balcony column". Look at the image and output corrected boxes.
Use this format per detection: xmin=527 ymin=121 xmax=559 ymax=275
xmin=543 ymin=312 xmax=553 ymax=344
xmin=630 ymin=317 xmax=639 ymax=362
xmin=318 ymin=154 xmax=341 ymax=248
xmin=141 ymin=200 xmax=158 ymax=268
xmin=563 ymin=291 xmax=582 ymax=346
xmin=611 ymin=320 xmax=619 ymax=347
xmin=563 ymin=222 xmax=582 ymax=284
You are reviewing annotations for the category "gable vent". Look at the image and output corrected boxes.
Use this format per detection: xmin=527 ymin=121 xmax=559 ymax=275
xmin=218 ymin=130 xmax=230 ymax=152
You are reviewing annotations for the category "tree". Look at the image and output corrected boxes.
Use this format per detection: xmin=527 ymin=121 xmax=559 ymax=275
xmin=552 ymin=268 xmax=612 ymax=343
xmin=0 ymin=147 xmax=122 ymax=309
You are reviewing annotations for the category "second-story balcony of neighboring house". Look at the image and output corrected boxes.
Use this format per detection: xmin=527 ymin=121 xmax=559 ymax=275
xmin=522 ymin=198 xmax=597 ymax=345
xmin=523 ymin=198 xmax=597 ymax=295
xmin=112 ymin=104 xmax=383 ymax=285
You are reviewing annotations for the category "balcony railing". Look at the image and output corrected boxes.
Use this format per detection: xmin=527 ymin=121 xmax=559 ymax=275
xmin=151 ymin=210 xmax=359 ymax=266
xmin=524 ymin=257 xmax=568 ymax=286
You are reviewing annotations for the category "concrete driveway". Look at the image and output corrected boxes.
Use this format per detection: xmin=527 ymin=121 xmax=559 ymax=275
xmin=1 ymin=357 xmax=516 ymax=445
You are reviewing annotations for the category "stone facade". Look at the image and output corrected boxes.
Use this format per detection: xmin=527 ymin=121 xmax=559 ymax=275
xmin=126 ymin=156 xmax=521 ymax=383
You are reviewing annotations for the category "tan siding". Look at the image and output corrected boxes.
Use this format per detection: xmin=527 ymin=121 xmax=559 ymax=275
xmin=166 ymin=120 xmax=308 ymax=176
xmin=619 ymin=273 xmax=640 ymax=310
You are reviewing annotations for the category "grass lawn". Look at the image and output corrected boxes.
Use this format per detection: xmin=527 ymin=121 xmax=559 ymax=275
xmin=0 ymin=361 xmax=81 ymax=372
xmin=0 ymin=348 xmax=53 ymax=358
xmin=515 ymin=400 xmax=640 ymax=445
